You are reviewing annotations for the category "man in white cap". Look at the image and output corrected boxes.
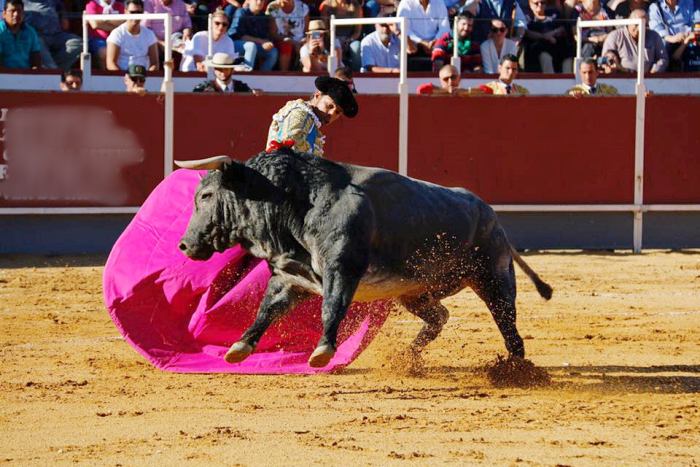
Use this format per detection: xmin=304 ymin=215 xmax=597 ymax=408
xmin=192 ymin=52 xmax=256 ymax=93
xmin=266 ymin=75 xmax=358 ymax=157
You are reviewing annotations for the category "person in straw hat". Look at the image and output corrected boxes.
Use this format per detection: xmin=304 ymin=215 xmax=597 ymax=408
xmin=300 ymin=19 xmax=343 ymax=73
xmin=266 ymin=75 xmax=358 ymax=157
xmin=192 ymin=52 xmax=258 ymax=93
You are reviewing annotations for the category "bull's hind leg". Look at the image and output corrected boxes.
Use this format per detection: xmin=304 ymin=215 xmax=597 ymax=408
xmin=398 ymin=294 xmax=449 ymax=354
xmin=225 ymin=275 xmax=309 ymax=364
xmin=470 ymin=252 xmax=525 ymax=358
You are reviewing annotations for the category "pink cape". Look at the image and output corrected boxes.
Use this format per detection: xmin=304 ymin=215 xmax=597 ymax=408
xmin=103 ymin=169 xmax=391 ymax=374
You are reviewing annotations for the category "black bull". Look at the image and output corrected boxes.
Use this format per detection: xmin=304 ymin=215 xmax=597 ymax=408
xmin=177 ymin=149 xmax=552 ymax=368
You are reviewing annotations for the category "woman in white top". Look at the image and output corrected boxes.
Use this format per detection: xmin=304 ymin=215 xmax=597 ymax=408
xmin=480 ymin=19 xmax=519 ymax=74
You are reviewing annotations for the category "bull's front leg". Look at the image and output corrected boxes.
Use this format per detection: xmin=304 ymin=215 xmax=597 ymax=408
xmin=225 ymin=275 xmax=309 ymax=364
xmin=308 ymin=266 xmax=363 ymax=368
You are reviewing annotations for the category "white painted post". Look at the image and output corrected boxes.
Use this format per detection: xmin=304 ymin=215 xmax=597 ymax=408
xmin=207 ymin=13 xmax=214 ymax=80
xmin=398 ymin=16 xmax=408 ymax=177
xmin=328 ymin=15 xmax=338 ymax=75
xmin=633 ymin=19 xmax=646 ymax=253
xmin=450 ymin=17 xmax=460 ymax=72
xmin=164 ymin=14 xmax=174 ymax=177
xmin=81 ymin=16 xmax=92 ymax=85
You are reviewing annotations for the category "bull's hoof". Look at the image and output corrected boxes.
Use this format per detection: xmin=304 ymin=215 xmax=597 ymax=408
xmin=308 ymin=345 xmax=335 ymax=368
xmin=224 ymin=342 xmax=253 ymax=364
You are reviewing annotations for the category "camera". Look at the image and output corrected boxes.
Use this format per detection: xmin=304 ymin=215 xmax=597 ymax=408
xmin=596 ymin=56 xmax=609 ymax=66
xmin=311 ymin=31 xmax=322 ymax=40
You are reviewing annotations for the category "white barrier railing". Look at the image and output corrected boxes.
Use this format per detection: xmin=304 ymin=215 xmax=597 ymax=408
xmin=81 ymin=12 xmax=174 ymax=178
xmin=328 ymin=16 xmax=409 ymax=176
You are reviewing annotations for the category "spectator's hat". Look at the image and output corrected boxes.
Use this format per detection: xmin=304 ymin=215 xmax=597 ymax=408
xmin=127 ymin=64 xmax=147 ymax=79
xmin=205 ymin=52 xmax=243 ymax=68
xmin=307 ymin=19 xmax=327 ymax=33
xmin=314 ymin=76 xmax=358 ymax=118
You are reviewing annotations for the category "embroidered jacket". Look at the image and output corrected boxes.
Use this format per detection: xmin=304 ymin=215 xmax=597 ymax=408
xmin=566 ymin=83 xmax=619 ymax=96
xmin=266 ymin=99 xmax=325 ymax=157
xmin=483 ymin=80 xmax=530 ymax=95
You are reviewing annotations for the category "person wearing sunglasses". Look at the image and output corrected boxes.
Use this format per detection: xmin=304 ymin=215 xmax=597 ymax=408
xmin=180 ymin=8 xmax=237 ymax=72
xmin=482 ymin=53 xmax=529 ymax=95
xmin=229 ymin=0 xmax=279 ymax=71
xmin=124 ymin=62 xmax=147 ymax=94
xmin=480 ymin=18 xmax=518 ymax=73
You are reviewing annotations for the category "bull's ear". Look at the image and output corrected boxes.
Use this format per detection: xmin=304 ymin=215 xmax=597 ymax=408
xmin=174 ymin=155 xmax=231 ymax=170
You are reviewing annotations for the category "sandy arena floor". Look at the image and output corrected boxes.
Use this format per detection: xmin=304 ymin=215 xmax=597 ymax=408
xmin=1 ymin=251 xmax=699 ymax=466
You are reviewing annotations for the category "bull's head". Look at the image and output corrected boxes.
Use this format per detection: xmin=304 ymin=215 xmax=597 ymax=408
xmin=175 ymin=156 xmax=246 ymax=261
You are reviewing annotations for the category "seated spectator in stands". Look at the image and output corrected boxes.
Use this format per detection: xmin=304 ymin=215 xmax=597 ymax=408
xmin=462 ymin=0 xmax=528 ymax=44
xmin=300 ymin=19 xmax=342 ymax=72
xmin=397 ymin=0 xmax=450 ymax=70
xmin=567 ymin=58 xmax=618 ymax=96
xmin=106 ymin=0 xmax=159 ymax=71
xmin=143 ymin=0 xmax=192 ymax=54
xmin=59 ymin=68 xmax=82 ymax=90
xmin=649 ymin=0 xmax=695 ymax=66
xmin=602 ymin=8 xmax=668 ymax=72
xmin=431 ymin=9 xmax=482 ymax=72
xmin=334 ymin=65 xmax=357 ymax=92
xmin=480 ymin=18 xmax=517 ymax=73
xmin=609 ymin=0 xmax=649 ymax=19
xmin=229 ymin=0 xmax=278 ymax=71
xmin=598 ymin=48 xmax=624 ymax=73
xmin=672 ymin=22 xmax=700 ymax=70
xmin=84 ymin=0 xmax=124 ymax=69
xmin=523 ymin=0 xmax=573 ymax=72
xmin=320 ymin=0 xmax=362 ymax=71
xmin=267 ymin=0 xmax=309 ymax=71
xmin=0 ymin=0 xmax=41 ymax=69
xmin=180 ymin=8 xmax=236 ymax=71
xmin=416 ymin=63 xmax=490 ymax=95
xmin=573 ymin=0 xmax=612 ymax=58
xmin=193 ymin=51 xmax=258 ymax=91
xmin=23 ymin=0 xmax=81 ymax=70
xmin=124 ymin=62 xmax=147 ymax=93
xmin=360 ymin=13 xmax=401 ymax=73
xmin=482 ymin=54 xmax=529 ymax=94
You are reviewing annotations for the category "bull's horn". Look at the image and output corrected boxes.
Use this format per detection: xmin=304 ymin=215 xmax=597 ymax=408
xmin=174 ymin=155 xmax=231 ymax=170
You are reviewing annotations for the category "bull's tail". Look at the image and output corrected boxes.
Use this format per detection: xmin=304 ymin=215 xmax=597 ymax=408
xmin=510 ymin=245 xmax=553 ymax=300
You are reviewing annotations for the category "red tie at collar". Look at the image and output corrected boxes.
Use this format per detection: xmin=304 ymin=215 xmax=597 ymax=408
xmin=266 ymin=139 xmax=296 ymax=153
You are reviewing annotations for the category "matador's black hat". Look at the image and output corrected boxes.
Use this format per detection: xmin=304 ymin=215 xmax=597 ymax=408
xmin=314 ymin=75 xmax=358 ymax=118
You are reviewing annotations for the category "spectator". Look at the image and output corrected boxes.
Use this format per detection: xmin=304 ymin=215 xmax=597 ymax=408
xmin=598 ymin=48 xmax=624 ymax=73
xmin=610 ymin=0 xmax=649 ymax=19
xmin=106 ymin=0 xmax=159 ymax=71
xmin=267 ymin=0 xmax=309 ymax=71
xmin=334 ymin=65 xmax=357 ymax=92
xmin=482 ymin=53 xmax=529 ymax=94
xmin=143 ymin=0 xmax=193 ymax=53
xmin=397 ymin=0 xmax=450 ymax=69
xmin=649 ymin=0 xmax=695 ymax=66
xmin=180 ymin=8 xmax=236 ymax=71
xmin=431 ymin=9 xmax=481 ymax=72
xmin=0 ymin=0 xmax=41 ymax=69
xmin=229 ymin=0 xmax=278 ymax=70
xmin=193 ymin=51 xmax=257 ymax=91
xmin=573 ymin=0 xmax=612 ymax=58
xmin=523 ymin=0 xmax=573 ymax=72
xmin=567 ymin=57 xmax=618 ymax=96
xmin=266 ymin=76 xmax=358 ymax=157
xmin=299 ymin=18 xmax=341 ymax=72
xmin=22 ymin=0 xmax=81 ymax=70
xmin=480 ymin=18 xmax=518 ymax=73
xmin=671 ymin=21 xmax=700 ymax=70
xmin=463 ymin=0 xmax=528 ymax=43
xmin=602 ymin=8 xmax=668 ymax=72
xmin=84 ymin=0 xmax=125 ymax=69
xmin=59 ymin=68 xmax=82 ymax=90
xmin=319 ymin=0 xmax=362 ymax=71
xmin=360 ymin=12 xmax=401 ymax=73
xmin=124 ymin=62 xmax=147 ymax=92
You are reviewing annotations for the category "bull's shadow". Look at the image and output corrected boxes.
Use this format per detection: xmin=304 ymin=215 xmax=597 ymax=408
xmin=340 ymin=364 xmax=700 ymax=394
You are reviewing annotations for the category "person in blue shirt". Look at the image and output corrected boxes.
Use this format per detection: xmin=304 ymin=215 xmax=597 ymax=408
xmin=228 ymin=0 xmax=278 ymax=71
xmin=0 ymin=0 xmax=41 ymax=69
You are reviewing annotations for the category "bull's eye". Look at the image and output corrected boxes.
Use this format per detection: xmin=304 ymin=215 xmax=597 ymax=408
xmin=200 ymin=192 xmax=212 ymax=201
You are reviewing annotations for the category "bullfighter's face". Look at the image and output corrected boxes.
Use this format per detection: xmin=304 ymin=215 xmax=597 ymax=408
xmin=179 ymin=170 xmax=233 ymax=260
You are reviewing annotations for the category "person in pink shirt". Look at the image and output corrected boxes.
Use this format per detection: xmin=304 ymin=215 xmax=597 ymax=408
xmin=84 ymin=0 xmax=125 ymax=69
xmin=143 ymin=0 xmax=192 ymax=55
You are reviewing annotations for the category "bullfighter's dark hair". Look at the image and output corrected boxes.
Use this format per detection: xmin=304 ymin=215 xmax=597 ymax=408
xmin=4 ymin=0 xmax=24 ymax=11
xmin=500 ymin=54 xmax=518 ymax=65
xmin=125 ymin=0 xmax=144 ymax=7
